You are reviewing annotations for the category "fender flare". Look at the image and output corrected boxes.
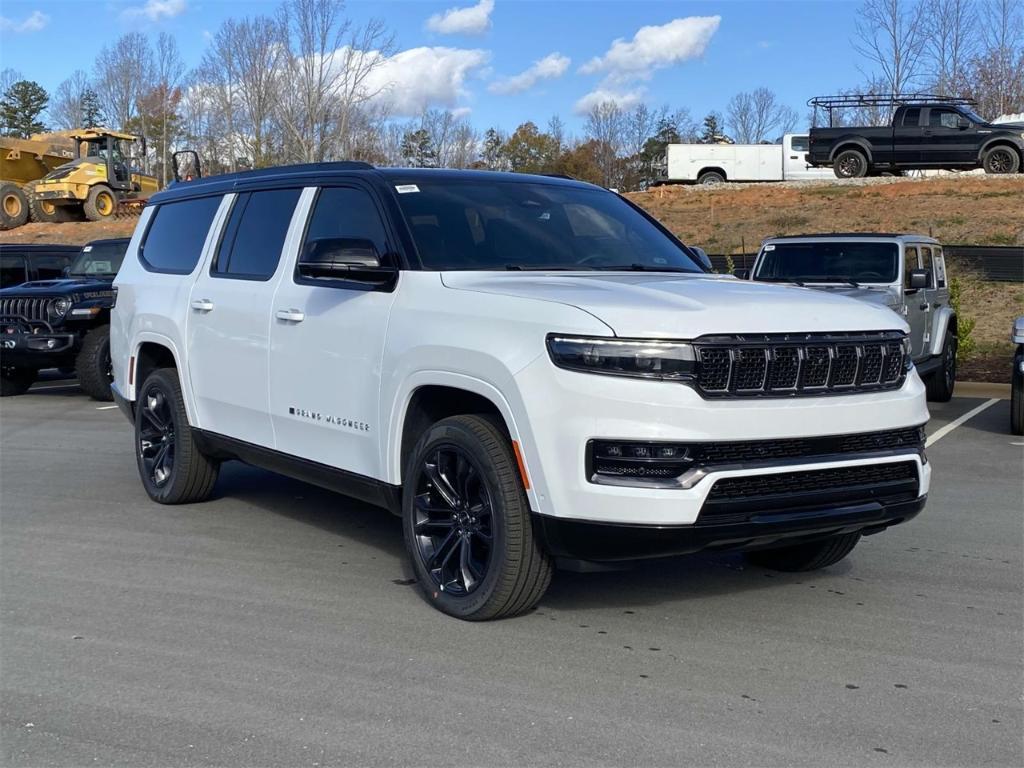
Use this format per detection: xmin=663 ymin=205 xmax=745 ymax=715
xmin=828 ymin=137 xmax=874 ymax=163
xmin=930 ymin=308 xmax=957 ymax=357
xmin=129 ymin=332 xmax=198 ymax=426
xmin=977 ymin=136 xmax=1024 ymax=163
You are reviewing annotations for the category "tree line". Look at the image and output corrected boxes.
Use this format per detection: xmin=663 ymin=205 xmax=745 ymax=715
xmin=1 ymin=0 xmax=1021 ymax=191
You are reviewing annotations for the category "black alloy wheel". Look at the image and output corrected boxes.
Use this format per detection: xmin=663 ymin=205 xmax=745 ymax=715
xmin=413 ymin=445 xmax=495 ymax=596
xmin=983 ymin=147 xmax=1019 ymax=174
xmin=139 ymin=384 xmax=176 ymax=488
xmin=834 ymin=149 xmax=867 ymax=178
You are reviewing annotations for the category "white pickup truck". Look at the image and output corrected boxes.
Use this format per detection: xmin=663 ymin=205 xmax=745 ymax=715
xmin=659 ymin=134 xmax=835 ymax=184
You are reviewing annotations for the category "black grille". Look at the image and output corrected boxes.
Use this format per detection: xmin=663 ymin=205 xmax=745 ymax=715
xmin=695 ymin=332 xmax=907 ymax=398
xmin=0 ymin=296 xmax=54 ymax=322
xmin=693 ymin=426 xmax=925 ymax=465
xmin=707 ymin=462 xmax=918 ymax=500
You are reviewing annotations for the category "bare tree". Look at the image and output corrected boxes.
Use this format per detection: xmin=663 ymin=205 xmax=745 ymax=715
xmin=0 ymin=69 xmax=23 ymax=97
xmin=853 ymin=0 xmax=928 ymax=94
xmin=974 ymin=0 xmax=1024 ymax=116
xmin=153 ymin=33 xmax=185 ymax=184
xmin=924 ymin=0 xmax=977 ymax=94
xmin=232 ymin=16 xmax=281 ymax=167
xmin=51 ymin=70 xmax=92 ymax=130
xmin=94 ymin=32 xmax=153 ymax=131
xmin=583 ymin=101 xmax=626 ymax=186
xmin=199 ymin=20 xmax=242 ymax=170
xmin=727 ymin=88 xmax=798 ymax=143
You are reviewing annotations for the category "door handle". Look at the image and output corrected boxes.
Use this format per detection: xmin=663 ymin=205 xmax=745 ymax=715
xmin=275 ymin=308 xmax=305 ymax=323
xmin=789 ymin=155 xmax=799 ymax=159
xmin=190 ymin=299 xmax=214 ymax=312
xmin=919 ymin=302 xmax=929 ymax=310
xmin=933 ymin=302 xmax=942 ymax=308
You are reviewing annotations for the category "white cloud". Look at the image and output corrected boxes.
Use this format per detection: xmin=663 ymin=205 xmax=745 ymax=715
xmin=365 ymin=46 xmax=491 ymax=117
xmin=121 ymin=0 xmax=187 ymax=23
xmin=580 ymin=16 xmax=720 ymax=84
xmin=426 ymin=0 xmax=494 ymax=36
xmin=489 ymin=52 xmax=570 ymax=95
xmin=0 ymin=10 xmax=50 ymax=33
xmin=574 ymin=87 xmax=644 ymax=115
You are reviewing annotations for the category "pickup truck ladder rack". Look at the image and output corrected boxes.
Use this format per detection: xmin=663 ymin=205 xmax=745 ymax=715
xmin=807 ymin=93 xmax=978 ymax=127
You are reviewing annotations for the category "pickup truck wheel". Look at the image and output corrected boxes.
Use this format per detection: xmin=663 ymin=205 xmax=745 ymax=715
xmin=403 ymin=414 xmax=552 ymax=620
xmin=925 ymin=330 xmax=956 ymax=402
xmin=135 ymin=368 xmax=219 ymax=504
xmin=76 ymin=325 xmax=114 ymax=401
xmin=746 ymin=533 xmax=861 ymax=571
xmin=697 ymin=170 xmax=725 ymax=185
xmin=1010 ymin=351 xmax=1023 ymax=436
xmin=0 ymin=183 xmax=29 ymax=229
xmin=1 ymin=366 xmax=36 ymax=396
xmin=833 ymin=149 xmax=868 ymax=178
xmin=982 ymin=146 xmax=1020 ymax=174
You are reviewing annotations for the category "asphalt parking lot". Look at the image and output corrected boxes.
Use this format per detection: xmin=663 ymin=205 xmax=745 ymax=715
xmin=2 ymin=377 xmax=1021 ymax=767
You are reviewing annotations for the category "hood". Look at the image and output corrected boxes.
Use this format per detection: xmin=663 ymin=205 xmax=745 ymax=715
xmin=0 ymin=277 xmax=113 ymax=296
xmin=797 ymin=283 xmax=905 ymax=313
xmin=991 ymin=120 xmax=1024 ymax=130
xmin=441 ymin=272 xmax=908 ymax=338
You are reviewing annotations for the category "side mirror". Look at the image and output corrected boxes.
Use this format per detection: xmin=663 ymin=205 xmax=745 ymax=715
xmin=171 ymin=150 xmax=202 ymax=183
xmin=957 ymin=118 xmax=970 ymax=130
xmin=689 ymin=246 xmax=713 ymax=271
xmin=733 ymin=268 xmax=750 ymax=280
xmin=907 ymin=268 xmax=930 ymax=290
xmin=297 ymin=237 xmax=397 ymax=287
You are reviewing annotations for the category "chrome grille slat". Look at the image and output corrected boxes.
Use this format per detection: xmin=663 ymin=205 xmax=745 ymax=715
xmin=695 ymin=332 xmax=907 ymax=398
xmin=1 ymin=296 xmax=53 ymax=322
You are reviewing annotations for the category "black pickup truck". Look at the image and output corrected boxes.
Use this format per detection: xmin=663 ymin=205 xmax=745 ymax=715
xmin=807 ymin=99 xmax=1024 ymax=178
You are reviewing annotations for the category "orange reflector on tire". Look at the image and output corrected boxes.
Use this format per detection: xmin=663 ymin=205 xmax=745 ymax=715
xmin=512 ymin=440 xmax=530 ymax=490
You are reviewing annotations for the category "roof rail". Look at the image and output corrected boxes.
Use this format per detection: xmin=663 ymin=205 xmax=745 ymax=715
xmin=808 ymin=93 xmax=978 ymax=126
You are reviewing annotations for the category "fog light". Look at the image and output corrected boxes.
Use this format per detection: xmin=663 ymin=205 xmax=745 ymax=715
xmin=589 ymin=440 xmax=694 ymax=482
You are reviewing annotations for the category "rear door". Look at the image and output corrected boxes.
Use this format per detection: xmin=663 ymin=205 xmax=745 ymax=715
xmin=892 ymin=107 xmax=923 ymax=166
xmin=902 ymin=244 xmax=928 ymax=359
xmin=187 ymin=187 xmax=304 ymax=447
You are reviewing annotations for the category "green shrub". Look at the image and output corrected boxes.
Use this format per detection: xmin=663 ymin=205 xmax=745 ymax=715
xmin=948 ymin=275 xmax=977 ymax=363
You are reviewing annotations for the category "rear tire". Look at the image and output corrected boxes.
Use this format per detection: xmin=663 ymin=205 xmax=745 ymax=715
xmin=76 ymin=325 xmax=113 ymax=401
xmin=697 ymin=170 xmax=725 ymax=185
xmin=982 ymin=146 xmax=1020 ymax=175
xmin=135 ymin=368 xmax=219 ymax=504
xmin=925 ymin=330 xmax=956 ymax=402
xmin=746 ymin=533 xmax=861 ymax=571
xmin=0 ymin=183 xmax=29 ymax=229
xmin=402 ymin=414 xmax=552 ymax=620
xmin=83 ymin=185 xmax=117 ymax=221
xmin=833 ymin=149 xmax=869 ymax=178
xmin=0 ymin=366 xmax=36 ymax=396
xmin=1011 ymin=351 xmax=1024 ymax=436
xmin=28 ymin=191 xmax=77 ymax=223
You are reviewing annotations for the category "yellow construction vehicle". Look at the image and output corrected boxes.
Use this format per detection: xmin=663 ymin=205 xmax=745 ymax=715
xmin=0 ymin=133 xmax=76 ymax=229
xmin=29 ymin=129 xmax=159 ymax=223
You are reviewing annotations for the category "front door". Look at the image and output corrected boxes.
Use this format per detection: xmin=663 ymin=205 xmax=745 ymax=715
xmin=924 ymin=107 xmax=978 ymax=165
xmin=902 ymin=244 xmax=928 ymax=360
xmin=187 ymin=187 xmax=304 ymax=447
xmin=268 ymin=184 xmax=399 ymax=480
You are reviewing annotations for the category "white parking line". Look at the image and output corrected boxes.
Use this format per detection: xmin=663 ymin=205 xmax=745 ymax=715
xmin=95 ymin=405 xmax=119 ymax=410
xmin=926 ymin=398 xmax=1001 ymax=447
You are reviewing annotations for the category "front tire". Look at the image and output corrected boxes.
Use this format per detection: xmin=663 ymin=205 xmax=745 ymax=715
xmin=28 ymin=191 xmax=77 ymax=223
xmin=402 ymin=414 xmax=552 ymax=620
xmin=1011 ymin=351 xmax=1024 ymax=436
xmin=746 ymin=533 xmax=861 ymax=571
xmin=925 ymin=330 xmax=957 ymax=402
xmin=982 ymin=146 xmax=1020 ymax=175
xmin=135 ymin=368 xmax=219 ymax=504
xmin=1 ymin=366 xmax=36 ymax=396
xmin=83 ymin=185 xmax=117 ymax=221
xmin=833 ymin=149 xmax=869 ymax=178
xmin=76 ymin=325 xmax=113 ymax=401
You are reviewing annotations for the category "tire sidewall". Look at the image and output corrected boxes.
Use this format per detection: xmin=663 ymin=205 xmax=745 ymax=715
xmin=402 ymin=419 xmax=514 ymax=619
xmin=983 ymin=147 xmax=1020 ymax=175
xmin=834 ymin=150 xmax=867 ymax=178
xmin=135 ymin=369 xmax=188 ymax=503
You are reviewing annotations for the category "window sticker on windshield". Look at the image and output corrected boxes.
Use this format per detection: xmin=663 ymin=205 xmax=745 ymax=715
xmin=83 ymin=245 xmax=93 ymax=252
xmin=763 ymin=244 xmax=775 ymax=251
xmin=395 ymin=184 xmax=420 ymax=194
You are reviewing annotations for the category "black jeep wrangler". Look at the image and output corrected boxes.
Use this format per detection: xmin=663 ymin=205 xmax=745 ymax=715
xmin=0 ymin=238 xmax=129 ymax=399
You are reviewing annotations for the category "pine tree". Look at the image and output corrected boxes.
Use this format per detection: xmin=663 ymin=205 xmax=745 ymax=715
xmin=481 ymin=127 xmax=504 ymax=170
xmin=80 ymin=88 xmax=104 ymax=128
xmin=700 ymin=112 xmax=724 ymax=144
xmin=400 ymin=129 xmax=437 ymax=168
xmin=0 ymin=80 xmax=49 ymax=138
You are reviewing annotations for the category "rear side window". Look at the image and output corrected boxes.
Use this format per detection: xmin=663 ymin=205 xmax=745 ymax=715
xmin=920 ymin=246 xmax=936 ymax=288
xmin=213 ymin=189 xmax=302 ymax=280
xmin=933 ymin=248 xmax=947 ymax=287
xmin=901 ymin=108 xmax=921 ymax=127
xmin=140 ymin=196 xmax=222 ymax=274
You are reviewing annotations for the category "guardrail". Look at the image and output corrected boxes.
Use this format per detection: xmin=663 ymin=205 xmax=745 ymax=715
xmin=707 ymin=245 xmax=1023 ymax=283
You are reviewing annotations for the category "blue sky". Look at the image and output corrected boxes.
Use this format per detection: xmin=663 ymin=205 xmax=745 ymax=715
xmin=0 ymin=0 xmax=865 ymax=132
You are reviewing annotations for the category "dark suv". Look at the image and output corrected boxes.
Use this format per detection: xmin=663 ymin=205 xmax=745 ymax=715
xmin=0 ymin=238 xmax=129 ymax=398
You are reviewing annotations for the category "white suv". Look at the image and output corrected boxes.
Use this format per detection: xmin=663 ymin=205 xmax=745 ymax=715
xmin=111 ymin=164 xmax=931 ymax=620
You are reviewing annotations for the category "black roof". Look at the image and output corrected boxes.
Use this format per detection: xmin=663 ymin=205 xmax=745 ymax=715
xmin=765 ymin=232 xmax=935 ymax=240
xmin=151 ymin=164 xmax=598 ymax=205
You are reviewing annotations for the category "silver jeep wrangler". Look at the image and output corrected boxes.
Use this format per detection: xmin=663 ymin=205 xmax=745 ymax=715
xmin=744 ymin=233 xmax=957 ymax=401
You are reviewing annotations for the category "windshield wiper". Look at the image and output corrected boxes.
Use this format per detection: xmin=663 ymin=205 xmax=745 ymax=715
xmin=590 ymin=264 xmax=691 ymax=273
xmin=759 ymin=276 xmax=806 ymax=287
xmin=504 ymin=264 xmax=595 ymax=271
xmin=803 ymin=277 xmax=862 ymax=288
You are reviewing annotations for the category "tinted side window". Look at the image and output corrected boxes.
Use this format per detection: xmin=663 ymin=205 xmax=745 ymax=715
xmin=141 ymin=196 xmax=222 ymax=274
xmin=933 ymin=248 xmax=947 ymax=287
xmin=33 ymin=255 xmax=70 ymax=280
xmin=929 ymin=109 xmax=959 ymax=129
xmin=920 ymin=246 xmax=935 ymax=288
xmin=904 ymin=246 xmax=920 ymax=289
xmin=902 ymin=108 xmax=921 ymax=127
xmin=1 ymin=255 xmax=27 ymax=287
xmin=790 ymin=135 xmax=809 ymax=152
xmin=300 ymin=186 xmax=390 ymax=268
xmin=214 ymin=189 xmax=301 ymax=280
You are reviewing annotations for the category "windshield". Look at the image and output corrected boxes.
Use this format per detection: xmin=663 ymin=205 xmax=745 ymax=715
xmin=754 ymin=242 xmax=899 ymax=283
xmin=69 ymin=242 xmax=128 ymax=277
xmin=394 ymin=180 xmax=702 ymax=272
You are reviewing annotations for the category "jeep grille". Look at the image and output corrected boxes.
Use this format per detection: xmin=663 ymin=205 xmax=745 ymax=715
xmin=694 ymin=331 xmax=908 ymax=398
xmin=0 ymin=296 xmax=55 ymax=323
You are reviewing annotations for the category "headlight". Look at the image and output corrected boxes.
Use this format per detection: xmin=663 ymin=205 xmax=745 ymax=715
xmin=902 ymin=335 xmax=914 ymax=369
xmin=51 ymin=297 xmax=71 ymax=318
xmin=546 ymin=335 xmax=696 ymax=380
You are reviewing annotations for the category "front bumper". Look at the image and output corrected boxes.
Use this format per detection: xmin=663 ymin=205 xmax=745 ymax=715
xmin=537 ymin=495 xmax=925 ymax=562
xmin=512 ymin=355 xmax=931 ymax=526
xmin=0 ymin=327 xmax=76 ymax=365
